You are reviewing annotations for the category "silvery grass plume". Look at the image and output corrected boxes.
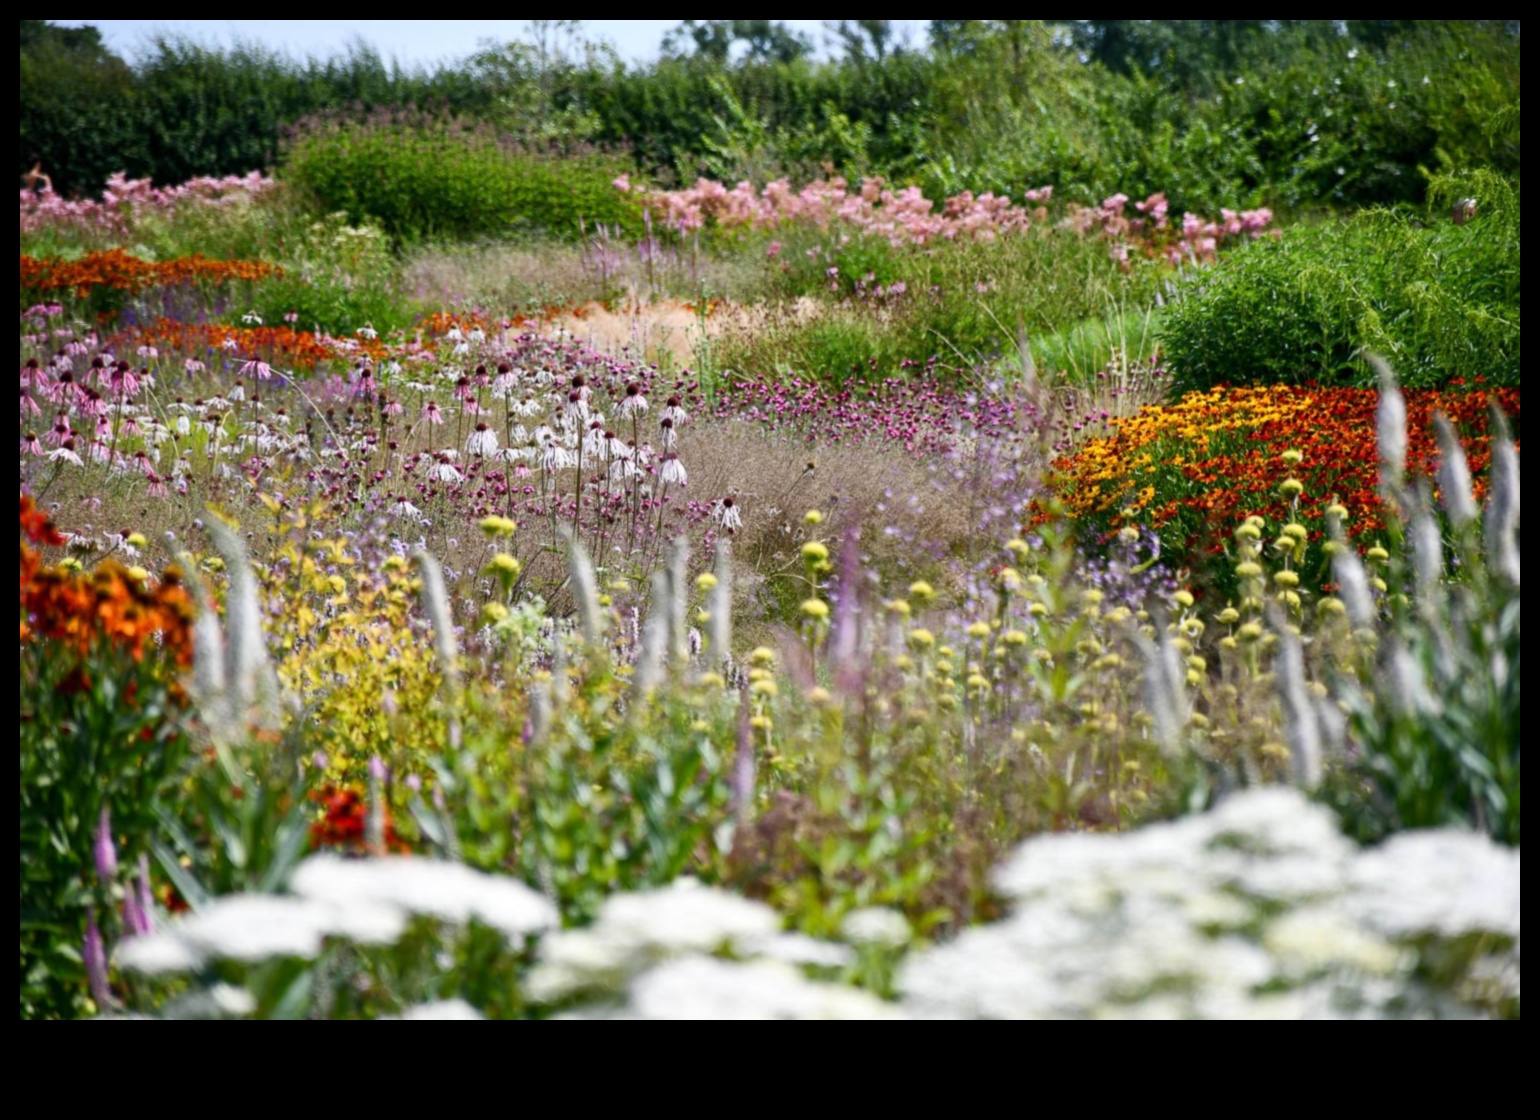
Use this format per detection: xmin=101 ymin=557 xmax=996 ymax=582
xmin=189 ymin=516 xmax=281 ymax=746
xmin=1432 ymin=413 xmax=1479 ymax=529
xmin=667 ymin=536 xmax=690 ymax=665
xmin=413 ymin=551 xmax=461 ymax=694
xmin=1327 ymin=513 xmax=1376 ymax=630
xmin=632 ymin=569 xmax=670 ymax=698
xmin=564 ymin=531 xmax=604 ymax=646
xmin=709 ymin=542 xmax=733 ymax=664
xmin=1268 ymin=612 xmax=1324 ymax=790
xmin=1485 ymin=409 xmax=1520 ymax=588
xmin=1408 ymin=498 xmax=1445 ymax=612
xmin=1371 ymin=355 xmax=1408 ymax=504
xmin=1132 ymin=625 xmax=1189 ymax=758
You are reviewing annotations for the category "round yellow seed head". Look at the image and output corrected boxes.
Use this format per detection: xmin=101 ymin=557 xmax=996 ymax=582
xmin=908 ymin=581 xmax=936 ymax=605
xmin=750 ymin=646 xmax=777 ymax=668
xmin=1217 ymin=608 xmax=1241 ymax=626
xmin=1283 ymin=523 xmax=1309 ymax=542
xmin=696 ymin=572 xmax=718 ymax=592
xmin=803 ymin=510 xmax=823 ymax=526
xmin=479 ymin=515 xmax=518 ymax=538
xmin=1280 ymin=478 xmax=1305 ymax=497
xmin=967 ymin=621 xmax=991 ymax=640
xmin=801 ymin=599 xmax=829 ymax=621
xmin=1173 ymin=590 xmax=1195 ymax=609
xmin=1236 ymin=561 xmax=1264 ymax=580
xmin=1366 ymin=546 xmax=1391 ymax=563
xmin=1274 ymin=570 xmax=1300 ymax=589
xmin=1281 ymin=449 xmax=1304 ymax=465
xmin=908 ymin=628 xmax=936 ymax=651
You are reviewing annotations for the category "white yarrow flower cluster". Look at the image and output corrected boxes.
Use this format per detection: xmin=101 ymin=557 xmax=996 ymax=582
xmin=900 ymin=789 xmax=1519 ymax=1020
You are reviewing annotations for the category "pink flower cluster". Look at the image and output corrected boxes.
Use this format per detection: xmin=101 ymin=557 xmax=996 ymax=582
xmin=1064 ymin=191 xmax=1275 ymax=266
xmin=20 ymin=172 xmax=278 ymax=237
xmin=618 ymin=174 xmax=1054 ymax=246
xmin=621 ymin=174 xmax=1274 ymax=265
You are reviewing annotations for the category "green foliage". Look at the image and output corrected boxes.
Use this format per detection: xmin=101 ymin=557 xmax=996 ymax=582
xmin=1162 ymin=173 xmax=1520 ymax=392
xmin=19 ymin=642 xmax=194 ymax=1019
xmin=246 ymin=212 xmax=407 ymax=337
xmin=722 ymin=224 xmax=1163 ymax=384
xmin=280 ymin=112 xmax=641 ymax=244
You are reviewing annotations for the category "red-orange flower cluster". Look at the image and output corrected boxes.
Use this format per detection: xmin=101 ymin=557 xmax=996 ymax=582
xmin=20 ymin=249 xmax=278 ymax=298
xmin=1050 ymin=383 xmax=1520 ymax=558
xmin=111 ymin=320 xmax=391 ymax=365
xmin=308 ymin=783 xmax=407 ymax=853
xmin=20 ymin=495 xmax=195 ymax=665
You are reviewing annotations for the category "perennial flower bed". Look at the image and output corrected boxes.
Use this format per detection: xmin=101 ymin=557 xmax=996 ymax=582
xmin=1050 ymin=381 xmax=1520 ymax=563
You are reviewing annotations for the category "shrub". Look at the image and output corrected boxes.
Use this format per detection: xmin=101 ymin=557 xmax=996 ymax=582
xmin=1161 ymin=172 xmax=1520 ymax=392
xmin=280 ymin=111 xmax=642 ymax=244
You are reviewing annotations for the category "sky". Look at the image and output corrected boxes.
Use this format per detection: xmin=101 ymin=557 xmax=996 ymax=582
xmin=50 ymin=20 xmax=931 ymax=68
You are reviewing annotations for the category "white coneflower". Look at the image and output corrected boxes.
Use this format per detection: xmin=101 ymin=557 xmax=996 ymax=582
xmin=48 ymin=444 xmax=84 ymax=467
xmin=659 ymin=416 xmax=679 ymax=450
xmin=539 ymin=438 xmax=575 ymax=472
xmin=467 ymin=423 xmax=500 ymax=458
xmin=711 ymin=496 xmax=743 ymax=532
xmin=428 ymin=461 xmax=464 ymax=484
xmin=389 ymin=497 xmax=423 ymax=519
xmin=661 ymin=395 xmax=689 ymax=427
xmin=659 ymin=453 xmax=688 ymax=486
xmin=564 ymin=390 xmax=589 ymax=427
xmin=610 ymin=456 xmax=639 ymax=483
xmin=508 ymin=422 xmax=529 ymax=447
xmin=620 ymin=382 xmax=649 ymax=418
xmin=584 ymin=422 xmax=607 ymax=458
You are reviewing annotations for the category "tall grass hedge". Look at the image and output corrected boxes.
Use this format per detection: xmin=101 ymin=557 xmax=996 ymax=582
xmin=280 ymin=112 xmax=642 ymax=244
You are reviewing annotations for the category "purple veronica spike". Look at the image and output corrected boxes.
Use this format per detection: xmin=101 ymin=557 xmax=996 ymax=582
xmin=93 ymin=806 xmax=117 ymax=884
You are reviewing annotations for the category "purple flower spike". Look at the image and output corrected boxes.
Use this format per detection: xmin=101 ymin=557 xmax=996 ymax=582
xmin=85 ymin=909 xmax=112 ymax=1008
xmin=93 ymin=806 xmax=117 ymax=884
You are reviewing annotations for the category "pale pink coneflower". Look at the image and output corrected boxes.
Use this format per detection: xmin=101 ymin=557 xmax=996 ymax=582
xmin=711 ymin=497 xmax=743 ymax=532
xmin=21 ymin=433 xmax=43 ymax=456
xmin=422 ymin=401 xmax=445 ymax=426
xmin=539 ymin=438 xmax=575 ymax=472
xmin=383 ymin=399 xmax=404 ymax=417
xmin=47 ymin=415 xmax=72 ymax=446
xmin=147 ymin=475 xmax=169 ymax=499
xmin=48 ymin=444 xmax=84 ymax=467
xmin=467 ymin=423 xmax=500 ymax=457
xmin=661 ymin=396 xmax=690 ymax=427
xmin=620 ymin=382 xmax=649 ymax=418
xmin=238 ymin=359 xmax=274 ymax=381
xmin=659 ymin=453 xmax=688 ymax=486
xmin=185 ymin=358 xmax=206 ymax=375
xmin=20 ymin=390 xmax=41 ymax=418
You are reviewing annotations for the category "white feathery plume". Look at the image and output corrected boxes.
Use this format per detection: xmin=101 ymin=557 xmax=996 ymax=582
xmin=667 ymin=537 xmax=690 ymax=666
xmin=1485 ymin=421 xmax=1520 ymax=588
xmin=1328 ymin=515 xmax=1376 ymax=630
xmin=413 ymin=551 xmax=460 ymax=692
xmin=565 ymin=531 xmax=604 ymax=646
xmin=1270 ymin=616 xmax=1323 ymax=790
xmin=1371 ymin=355 xmax=1407 ymax=500
xmin=709 ymin=542 xmax=733 ymax=662
xmin=632 ymin=571 xmax=670 ymax=698
xmin=1432 ymin=413 xmax=1478 ymax=529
